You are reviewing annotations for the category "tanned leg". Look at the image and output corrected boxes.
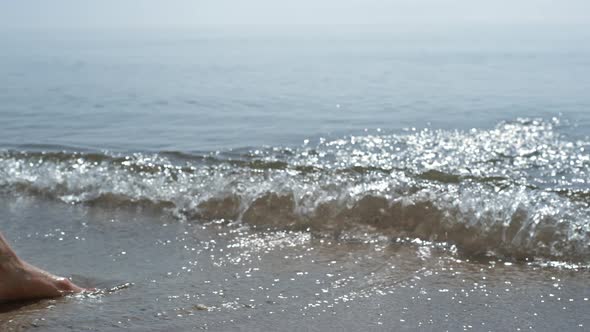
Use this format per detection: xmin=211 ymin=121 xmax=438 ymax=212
xmin=0 ymin=232 xmax=83 ymax=302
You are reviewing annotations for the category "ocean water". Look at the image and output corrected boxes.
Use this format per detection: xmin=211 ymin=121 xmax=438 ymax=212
xmin=1 ymin=26 xmax=590 ymax=330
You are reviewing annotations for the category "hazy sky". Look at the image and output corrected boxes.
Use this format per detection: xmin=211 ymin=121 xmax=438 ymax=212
xmin=1 ymin=0 xmax=589 ymax=29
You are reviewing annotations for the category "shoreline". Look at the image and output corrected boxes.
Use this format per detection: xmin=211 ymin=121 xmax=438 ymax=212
xmin=1 ymin=195 xmax=588 ymax=331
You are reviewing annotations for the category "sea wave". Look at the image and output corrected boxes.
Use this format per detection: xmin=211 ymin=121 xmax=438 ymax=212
xmin=1 ymin=118 xmax=589 ymax=261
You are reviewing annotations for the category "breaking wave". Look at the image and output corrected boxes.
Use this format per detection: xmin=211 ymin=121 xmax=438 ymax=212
xmin=1 ymin=118 xmax=589 ymax=262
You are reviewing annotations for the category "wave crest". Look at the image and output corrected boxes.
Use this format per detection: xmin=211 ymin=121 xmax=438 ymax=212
xmin=1 ymin=118 xmax=589 ymax=262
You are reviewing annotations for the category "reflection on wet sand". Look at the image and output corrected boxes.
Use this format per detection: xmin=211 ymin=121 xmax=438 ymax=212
xmin=0 ymin=195 xmax=588 ymax=331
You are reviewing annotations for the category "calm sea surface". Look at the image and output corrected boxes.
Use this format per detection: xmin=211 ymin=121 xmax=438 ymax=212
xmin=1 ymin=27 xmax=589 ymax=150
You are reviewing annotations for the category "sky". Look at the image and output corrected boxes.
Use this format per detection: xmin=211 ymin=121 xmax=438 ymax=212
xmin=0 ymin=0 xmax=589 ymax=30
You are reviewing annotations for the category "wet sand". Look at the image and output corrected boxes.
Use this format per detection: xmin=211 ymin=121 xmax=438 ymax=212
xmin=1 ymin=194 xmax=588 ymax=331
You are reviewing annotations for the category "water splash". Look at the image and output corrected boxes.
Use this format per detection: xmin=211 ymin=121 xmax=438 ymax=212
xmin=1 ymin=118 xmax=589 ymax=261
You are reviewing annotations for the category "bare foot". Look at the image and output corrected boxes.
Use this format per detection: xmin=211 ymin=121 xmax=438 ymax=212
xmin=0 ymin=257 xmax=83 ymax=302
xmin=0 ymin=232 xmax=84 ymax=302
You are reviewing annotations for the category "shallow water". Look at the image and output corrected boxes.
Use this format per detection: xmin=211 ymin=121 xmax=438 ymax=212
xmin=1 ymin=26 xmax=590 ymax=330
xmin=0 ymin=195 xmax=589 ymax=331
